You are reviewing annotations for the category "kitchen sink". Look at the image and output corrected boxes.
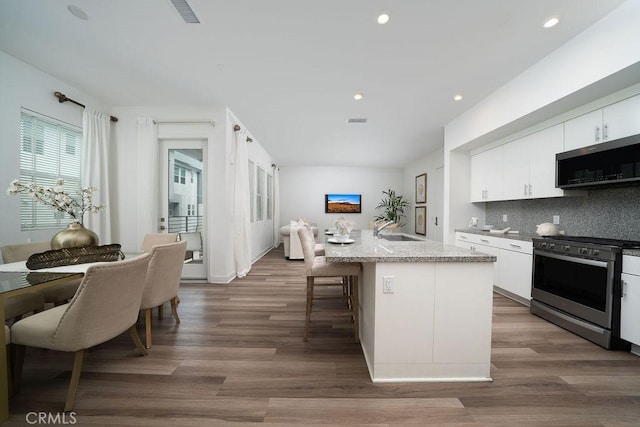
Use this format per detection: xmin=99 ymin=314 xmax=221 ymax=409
xmin=379 ymin=234 xmax=423 ymax=242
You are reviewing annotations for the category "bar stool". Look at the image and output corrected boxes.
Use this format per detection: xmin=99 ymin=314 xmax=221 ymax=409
xmin=297 ymin=226 xmax=361 ymax=342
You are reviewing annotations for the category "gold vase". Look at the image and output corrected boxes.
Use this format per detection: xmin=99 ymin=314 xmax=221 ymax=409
xmin=51 ymin=222 xmax=99 ymax=249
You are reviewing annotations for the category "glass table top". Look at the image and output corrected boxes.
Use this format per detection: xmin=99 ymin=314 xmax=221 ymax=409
xmin=0 ymin=271 xmax=81 ymax=295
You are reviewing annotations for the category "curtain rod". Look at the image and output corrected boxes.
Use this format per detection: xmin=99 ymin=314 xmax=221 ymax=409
xmin=233 ymin=124 xmax=252 ymax=142
xmin=54 ymin=91 xmax=118 ymax=122
xmin=153 ymin=119 xmax=216 ymax=126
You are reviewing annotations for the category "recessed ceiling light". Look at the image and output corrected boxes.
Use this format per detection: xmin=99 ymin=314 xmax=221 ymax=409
xmin=354 ymin=93 xmax=364 ymax=101
xmin=377 ymin=11 xmax=391 ymax=25
xmin=67 ymin=4 xmax=88 ymax=21
xmin=454 ymin=94 xmax=463 ymax=101
xmin=543 ymin=16 xmax=560 ymax=29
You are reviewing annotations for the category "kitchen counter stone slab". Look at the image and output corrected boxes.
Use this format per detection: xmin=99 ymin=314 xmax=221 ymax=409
xmin=324 ymin=230 xmax=496 ymax=263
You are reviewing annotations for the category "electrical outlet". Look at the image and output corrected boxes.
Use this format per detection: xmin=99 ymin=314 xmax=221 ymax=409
xmin=383 ymin=276 xmax=394 ymax=294
xmin=503 ymin=214 xmax=508 ymax=222
xmin=553 ymin=215 xmax=560 ymax=225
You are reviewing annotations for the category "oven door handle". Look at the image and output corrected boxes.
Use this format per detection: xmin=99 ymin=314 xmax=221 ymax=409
xmin=534 ymin=250 xmax=608 ymax=268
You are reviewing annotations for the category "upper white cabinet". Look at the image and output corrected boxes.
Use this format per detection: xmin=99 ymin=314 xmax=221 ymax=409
xmin=564 ymin=94 xmax=640 ymax=151
xmin=564 ymin=109 xmax=603 ymax=151
xmin=602 ymin=94 xmax=640 ymax=141
xmin=502 ymin=124 xmax=564 ymax=200
xmin=470 ymin=146 xmax=503 ymax=202
xmin=502 ymin=136 xmax=530 ymax=200
xmin=471 ymin=92 xmax=640 ymax=204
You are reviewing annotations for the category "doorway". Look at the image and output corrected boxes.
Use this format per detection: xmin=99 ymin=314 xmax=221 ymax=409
xmin=160 ymin=139 xmax=207 ymax=280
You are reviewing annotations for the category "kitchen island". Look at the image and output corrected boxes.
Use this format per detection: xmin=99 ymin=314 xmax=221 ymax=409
xmin=324 ymin=230 xmax=496 ymax=383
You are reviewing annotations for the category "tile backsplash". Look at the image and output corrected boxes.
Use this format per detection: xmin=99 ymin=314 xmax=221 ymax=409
xmin=485 ymin=186 xmax=640 ymax=241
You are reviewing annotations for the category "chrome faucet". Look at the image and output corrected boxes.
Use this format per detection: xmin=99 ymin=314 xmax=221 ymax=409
xmin=373 ymin=220 xmax=395 ymax=238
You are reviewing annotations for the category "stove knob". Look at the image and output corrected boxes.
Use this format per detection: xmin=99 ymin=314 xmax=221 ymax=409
xmin=563 ymin=245 xmax=571 ymax=252
xmin=578 ymin=247 xmax=588 ymax=255
xmin=540 ymin=242 xmax=547 ymax=249
xmin=592 ymin=249 xmax=599 ymax=256
xmin=548 ymin=243 xmax=555 ymax=250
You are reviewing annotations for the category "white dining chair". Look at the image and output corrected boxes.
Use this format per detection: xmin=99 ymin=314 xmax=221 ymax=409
xmin=11 ymin=253 xmax=152 ymax=411
xmin=139 ymin=241 xmax=187 ymax=349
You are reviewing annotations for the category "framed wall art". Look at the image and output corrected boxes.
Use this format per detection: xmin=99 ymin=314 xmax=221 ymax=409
xmin=415 ymin=206 xmax=426 ymax=235
xmin=415 ymin=173 xmax=426 ymax=204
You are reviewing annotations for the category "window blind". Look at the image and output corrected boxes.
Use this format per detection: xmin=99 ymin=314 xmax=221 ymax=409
xmin=19 ymin=109 xmax=82 ymax=230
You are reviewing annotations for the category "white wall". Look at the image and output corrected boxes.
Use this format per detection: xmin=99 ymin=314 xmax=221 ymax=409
xmin=403 ymin=146 xmax=444 ymax=241
xmin=442 ymin=1 xmax=640 ymax=243
xmin=278 ymin=166 xmax=404 ymax=233
xmin=0 ymin=51 xmax=110 ymax=252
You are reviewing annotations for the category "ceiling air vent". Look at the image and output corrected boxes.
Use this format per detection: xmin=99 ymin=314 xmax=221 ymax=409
xmin=170 ymin=0 xmax=200 ymax=23
xmin=347 ymin=118 xmax=368 ymax=123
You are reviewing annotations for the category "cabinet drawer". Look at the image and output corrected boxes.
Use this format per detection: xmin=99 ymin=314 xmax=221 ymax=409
xmin=497 ymin=239 xmax=533 ymax=254
xmin=456 ymin=232 xmax=479 ymax=244
xmin=456 ymin=232 xmax=500 ymax=246
xmin=623 ymin=255 xmax=640 ymax=276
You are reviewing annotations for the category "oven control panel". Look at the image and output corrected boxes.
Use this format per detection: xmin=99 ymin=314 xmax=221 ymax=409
xmin=533 ymin=238 xmax=618 ymax=262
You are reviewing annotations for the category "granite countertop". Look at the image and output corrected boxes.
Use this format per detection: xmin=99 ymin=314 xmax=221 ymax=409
xmin=324 ymin=230 xmax=496 ymax=263
xmin=455 ymin=228 xmax=538 ymax=242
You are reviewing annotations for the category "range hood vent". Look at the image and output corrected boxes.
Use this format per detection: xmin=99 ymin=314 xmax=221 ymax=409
xmin=556 ymin=133 xmax=640 ymax=190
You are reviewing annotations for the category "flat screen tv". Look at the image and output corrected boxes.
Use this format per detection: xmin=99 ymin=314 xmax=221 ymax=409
xmin=325 ymin=194 xmax=361 ymax=214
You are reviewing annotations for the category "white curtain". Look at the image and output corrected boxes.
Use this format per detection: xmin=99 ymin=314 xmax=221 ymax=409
xmin=81 ymin=108 xmax=112 ymax=244
xmin=136 ymin=118 xmax=158 ymax=249
xmin=232 ymin=129 xmax=252 ymax=277
xmin=272 ymin=166 xmax=280 ymax=248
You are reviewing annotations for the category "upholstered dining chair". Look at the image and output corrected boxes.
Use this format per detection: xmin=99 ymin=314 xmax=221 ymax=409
xmin=1 ymin=241 xmax=80 ymax=306
xmin=11 ymin=253 xmax=152 ymax=412
xmin=297 ymin=226 xmax=361 ymax=343
xmin=141 ymin=233 xmax=178 ymax=253
xmin=139 ymin=241 xmax=187 ymax=349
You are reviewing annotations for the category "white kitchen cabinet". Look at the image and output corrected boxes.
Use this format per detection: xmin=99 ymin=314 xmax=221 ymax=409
xmin=502 ymin=136 xmax=530 ymax=200
xmin=498 ymin=244 xmax=533 ymax=302
xmin=564 ymin=109 xmax=603 ymax=151
xmin=564 ymin=94 xmax=640 ymax=151
xmin=621 ymin=255 xmax=640 ymax=348
xmin=470 ymin=146 xmax=503 ymax=202
xmin=602 ymin=94 xmax=640 ymax=141
xmin=528 ymin=125 xmax=565 ymax=198
xmin=455 ymin=232 xmax=532 ymax=303
xmin=502 ymin=124 xmax=564 ymax=200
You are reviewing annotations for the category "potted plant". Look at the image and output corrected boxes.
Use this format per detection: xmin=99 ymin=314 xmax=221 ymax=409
xmin=375 ymin=188 xmax=409 ymax=228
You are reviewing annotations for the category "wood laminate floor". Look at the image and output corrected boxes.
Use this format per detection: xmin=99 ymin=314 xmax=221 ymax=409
xmin=5 ymin=246 xmax=640 ymax=426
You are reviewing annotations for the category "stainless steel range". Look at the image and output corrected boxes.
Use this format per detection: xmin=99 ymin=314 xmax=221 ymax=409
xmin=531 ymin=235 xmax=640 ymax=349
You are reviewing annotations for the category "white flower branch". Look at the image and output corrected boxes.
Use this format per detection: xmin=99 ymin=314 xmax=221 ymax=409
xmin=7 ymin=178 xmax=105 ymax=225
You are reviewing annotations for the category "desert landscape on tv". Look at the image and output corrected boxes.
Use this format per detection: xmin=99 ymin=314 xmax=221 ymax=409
xmin=326 ymin=194 xmax=361 ymax=213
